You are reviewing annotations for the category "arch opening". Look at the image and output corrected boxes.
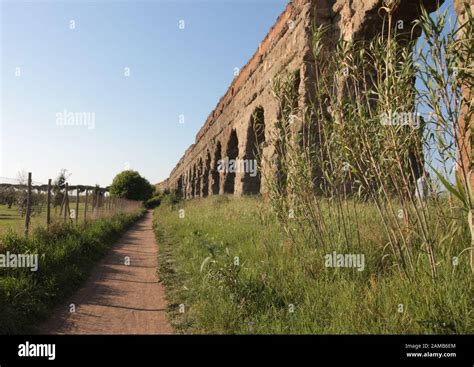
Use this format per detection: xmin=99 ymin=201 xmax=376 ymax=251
xmin=177 ymin=175 xmax=184 ymax=198
xmin=243 ymin=107 xmax=265 ymax=194
xmin=191 ymin=165 xmax=196 ymax=198
xmin=196 ymin=159 xmax=202 ymax=197
xmin=211 ymin=142 xmax=222 ymax=195
xmin=223 ymin=130 xmax=239 ymax=194
xmin=202 ymin=152 xmax=211 ymax=197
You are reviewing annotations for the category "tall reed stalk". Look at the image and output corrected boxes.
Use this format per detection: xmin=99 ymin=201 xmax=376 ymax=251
xmin=263 ymin=1 xmax=473 ymax=280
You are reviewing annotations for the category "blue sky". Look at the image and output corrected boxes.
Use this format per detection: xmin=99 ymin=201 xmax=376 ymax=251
xmin=0 ymin=0 xmax=457 ymax=187
xmin=0 ymin=0 xmax=287 ymax=186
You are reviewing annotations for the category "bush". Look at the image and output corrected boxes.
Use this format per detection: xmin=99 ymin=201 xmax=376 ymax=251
xmin=160 ymin=191 xmax=180 ymax=207
xmin=145 ymin=196 xmax=162 ymax=209
xmin=109 ymin=170 xmax=154 ymax=201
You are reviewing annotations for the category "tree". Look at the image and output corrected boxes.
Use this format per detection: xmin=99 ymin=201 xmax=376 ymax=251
xmin=12 ymin=170 xmax=45 ymax=216
xmin=109 ymin=170 xmax=154 ymax=201
xmin=53 ymin=169 xmax=70 ymax=208
xmin=0 ymin=186 xmax=16 ymax=208
xmin=16 ymin=170 xmax=28 ymax=216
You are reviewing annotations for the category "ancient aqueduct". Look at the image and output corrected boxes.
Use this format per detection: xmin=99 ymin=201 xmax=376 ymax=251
xmin=156 ymin=0 xmax=472 ymax=198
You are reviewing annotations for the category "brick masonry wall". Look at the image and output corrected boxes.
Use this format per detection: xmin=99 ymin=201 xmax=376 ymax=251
xmin=156 ymin=0 xmax=448 ymax=198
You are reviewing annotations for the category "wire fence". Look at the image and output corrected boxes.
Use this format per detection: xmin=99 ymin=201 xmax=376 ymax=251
xmin=0 ymin=173 xmax=142 ymax=236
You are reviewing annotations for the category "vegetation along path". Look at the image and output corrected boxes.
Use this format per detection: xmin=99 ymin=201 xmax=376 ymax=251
xmin=39 ymin=210 xmax=172 ymax=334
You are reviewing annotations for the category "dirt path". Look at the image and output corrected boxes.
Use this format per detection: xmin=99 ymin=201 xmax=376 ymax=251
xmin=38 ymin=210 xmax=173 ymax=334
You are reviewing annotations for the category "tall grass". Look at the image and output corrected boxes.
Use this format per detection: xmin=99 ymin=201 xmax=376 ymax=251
xmin=263 ymin=2 xmax=473 ymax=279
xmin=154 ymin=196 xmax=472 ymax=334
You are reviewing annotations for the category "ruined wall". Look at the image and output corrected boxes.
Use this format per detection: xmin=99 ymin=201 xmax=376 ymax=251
xmin=454 ymin=0 xmax=473 ymax=189
xmin=453 ymin=0 xmax=474 ymax=268
xmin=156 ymin=0 xmax=444 ymax=198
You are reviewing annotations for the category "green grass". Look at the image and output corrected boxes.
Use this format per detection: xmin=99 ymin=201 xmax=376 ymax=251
xmin=0 ymin=208 xmax=146 ymax=334
xmin=0 ymin=203 xmax=122 ymax=235
xmin=0 ymin=205 xmax=18 ymax=224
xmin=154 ymin=196 xmax=473 ymax=334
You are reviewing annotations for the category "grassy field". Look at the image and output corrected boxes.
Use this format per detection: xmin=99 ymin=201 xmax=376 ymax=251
xmin=0 ymin=209 xmax=145 ymax=334
xmin=154 ymin=196 xmax=473 ymax=334
xmin=0 ymin=203 xmax=119 ymax=235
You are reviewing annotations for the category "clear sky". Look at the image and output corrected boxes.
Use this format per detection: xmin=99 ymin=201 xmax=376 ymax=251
xmin=0 ymin=0 xmax=287 ymax=186
xmin=0 ymin=0 xmax=458 ymax=187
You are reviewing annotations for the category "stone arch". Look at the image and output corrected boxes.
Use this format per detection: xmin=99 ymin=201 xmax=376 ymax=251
xmin=188 ymin=167 xmax=193 ymax=199
xmin=196 ymin=158 xmax=202 ymax=197
xmin=292 ymin=68 xmax=301 ymax=110
xmin=223 ymin=129 xmax=239 ymax=194
xmin=202 ymin=151 xmax=211 ymax=197
xmin=177 ymin=175 xmax=184 ymax=198
xmin=190 ymin=165 xmax=196 ymax=198
xmin=211 ymin=141 xmax=222 ymax=195
xmin=184 ymin=169 xmax=188 ymax=199
xmin=182 ymin=172 xmax=186 ymax=199
xmin=243 ymin=106 xmax=265 ymax=194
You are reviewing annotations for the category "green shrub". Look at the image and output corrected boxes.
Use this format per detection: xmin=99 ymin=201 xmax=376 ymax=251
xmin=160 ymin=191 xmax=180 ymax=207
xmin=145 ymin=196 xmax=162 ymax=209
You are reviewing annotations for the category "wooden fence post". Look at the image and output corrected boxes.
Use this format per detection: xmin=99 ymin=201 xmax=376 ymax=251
xmin=63 ymin=183 xmax=69 ymax=222
xmin=24 ymin=172 xmax=32 ymax=236
xmin=75 ymin=187 xmax=80 ymax=224
xmin=94 ymin=189 xmax=98 ymax=219
xmin=84 ymin=189 xmax=88 ymax=222
xmin=59 ymin=184 xmax=66 ymax=217
xmin=100 ymin=192 xmax=103 ymax=216
xmin=46 ymin=179 xmax=52 ymax=227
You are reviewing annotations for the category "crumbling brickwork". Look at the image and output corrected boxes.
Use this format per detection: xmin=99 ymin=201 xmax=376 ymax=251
xmin=156 ymin=0 xmax=446 ymax=197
